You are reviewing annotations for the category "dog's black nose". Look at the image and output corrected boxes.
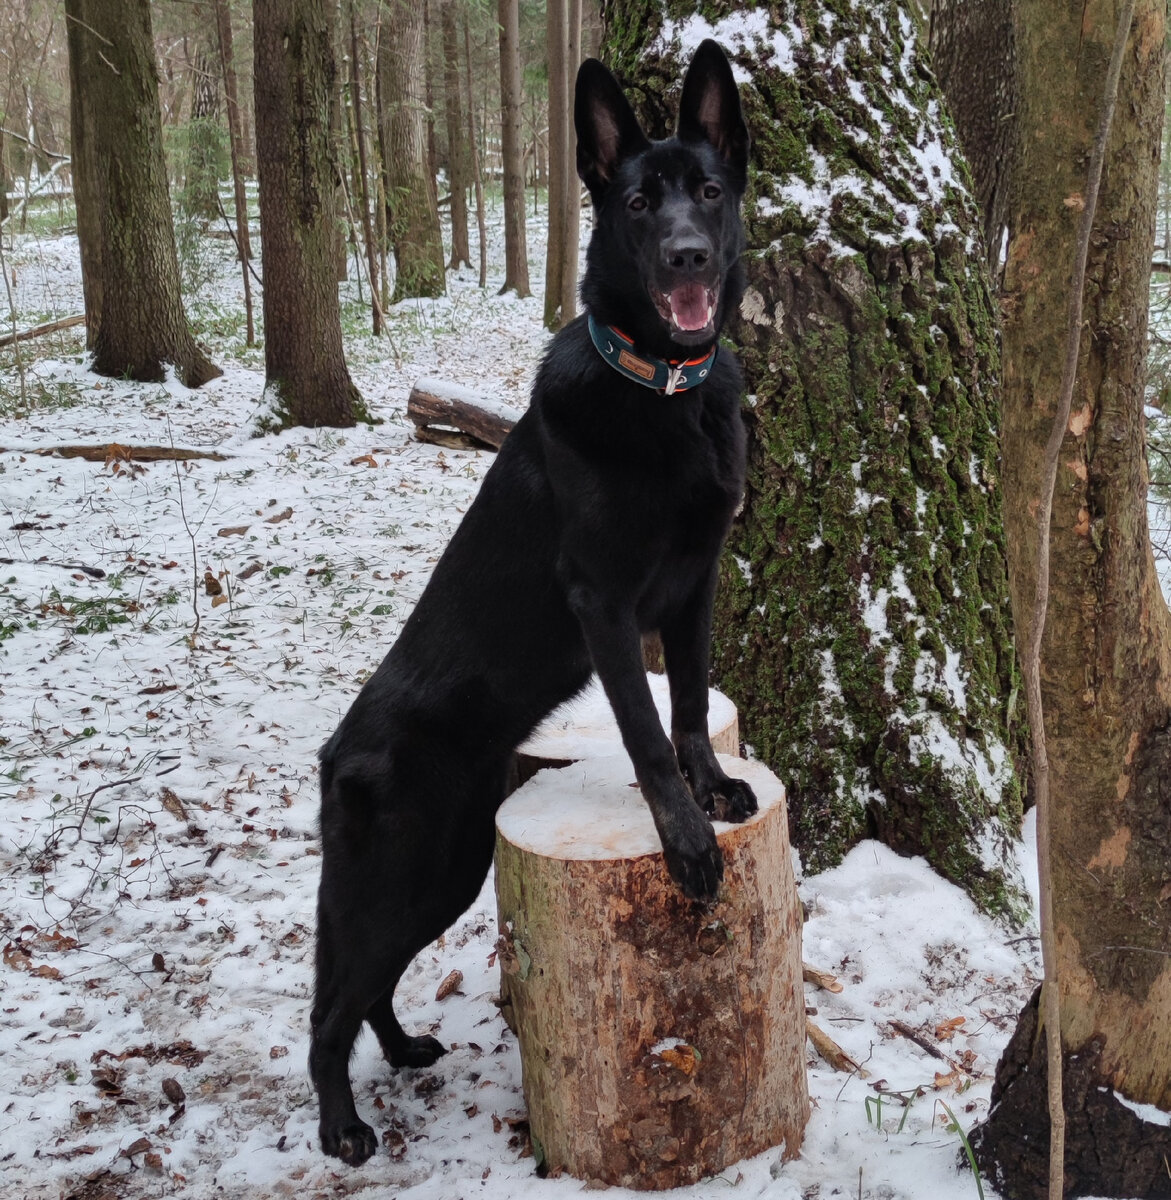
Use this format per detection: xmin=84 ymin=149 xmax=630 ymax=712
xmin=665 ymin=241 xmax=711 ymax=271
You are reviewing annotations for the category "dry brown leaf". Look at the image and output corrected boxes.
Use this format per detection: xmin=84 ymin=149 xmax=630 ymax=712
xmin=202 ymin=570 xmax=222 ymax=596
xmin=211 ymin=594 xmax=229 ymax=608
xmin=217 ymin=524 xmax=251 ymax=537
xmin=802 ymin=962 xmax=844 ymax=993
xmin=350 ymin=454 xmax=378 ymax=468
xmin=159 ymin=787 xmax=187 ymax=821
xmin=264 ymin=507 xmax=293 ymax=524
xmin=934 ymin=1016 xmax=966 ymax=1041
xmin=436 ymin=969 xmax=463 ymax=1000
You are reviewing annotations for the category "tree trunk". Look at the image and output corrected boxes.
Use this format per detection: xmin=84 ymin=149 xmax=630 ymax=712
xmin=495 ymin=754 xmax=808 ymax=1188
xmin=184 ymin=23 xmax=222 ymax=221
xmin=347 ymin=0 xmax=381 ymax=333
xmin=605 ymin=0 xmax=1027 ymax=918
xmin=543 ymin=0 xmax=568 ymax=327
xmin=465 ymin=13 xmax=488 ymax=288
xmin=441 ymin=0 xmax=471 ymax=270
xmin=253 ymin=0 xmax=365 ymax=428
xmin=378 ymin=0 xmax=446 ymax=301
xmin=970 ymin=1 xmax=1171 ymax=1194
xmin=558 ymin=0 xmax=583 ymax=327
xmin=64 ymin=0 xmax=220 ymax=387
xmin=214 ymin=0 xmax=254 ymax=346
xmin=497 ymin=0 xmax=531 ymax=296
xmin=929 ymin=0 xmax=1017 ymax=264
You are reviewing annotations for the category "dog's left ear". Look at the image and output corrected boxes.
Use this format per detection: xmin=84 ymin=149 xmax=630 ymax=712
xmin=677 ymin=40 xmax=749 ymax=193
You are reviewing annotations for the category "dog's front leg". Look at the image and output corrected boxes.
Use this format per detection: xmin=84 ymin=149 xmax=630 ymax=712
xmin=661 ymin=568 xmax=758 ymax=823
xmin=567 ymin=582 xmax=723 ymax=902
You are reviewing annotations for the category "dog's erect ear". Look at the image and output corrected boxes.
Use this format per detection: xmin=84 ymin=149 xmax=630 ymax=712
xmin=677 ymin=39 xmax=749 ymax=192
xmin=575 ymin=59 xmax=650 ymax=202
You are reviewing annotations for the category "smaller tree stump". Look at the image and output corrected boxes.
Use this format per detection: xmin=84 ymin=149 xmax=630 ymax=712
xmin=495 ymin=754 xmax=808 ymax=1189
xmin=516 ymin=673 xmax=739 ymax=786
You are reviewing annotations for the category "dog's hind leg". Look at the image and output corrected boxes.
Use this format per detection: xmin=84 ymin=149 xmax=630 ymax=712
xmin=311 ymin=750 xmax=505 ymax=1165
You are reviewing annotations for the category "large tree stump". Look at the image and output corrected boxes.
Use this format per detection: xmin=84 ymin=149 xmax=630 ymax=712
xmin=516 ymin=673 xmax=739 ymax=786
xmin=494 ymin=753 xmax=808 ymax=1189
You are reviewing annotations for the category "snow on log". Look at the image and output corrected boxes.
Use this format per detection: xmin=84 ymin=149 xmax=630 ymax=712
xmin=406 ymin=376 xmax=523 ymax=449
xmin=495 ymin=753 xmax=809 ymax=1189
xmin=516 ymin=673 xmax=739 ymax=785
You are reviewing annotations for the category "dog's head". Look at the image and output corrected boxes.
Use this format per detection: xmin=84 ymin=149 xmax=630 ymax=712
xmin=575 ymin=41 xmax=749 ymax=357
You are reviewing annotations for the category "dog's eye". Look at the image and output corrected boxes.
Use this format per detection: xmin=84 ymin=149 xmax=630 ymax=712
xmin=628 ymin=193 xmax=647 ymax=213
xmin=703 ymin=183 xmax=723 ymax=200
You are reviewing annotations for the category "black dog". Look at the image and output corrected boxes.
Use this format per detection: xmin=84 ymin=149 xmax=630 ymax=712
xmin=311 ymin=40 xmax=755 ymax=1167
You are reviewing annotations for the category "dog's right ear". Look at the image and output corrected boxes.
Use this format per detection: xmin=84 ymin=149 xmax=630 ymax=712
xmin=575 ymin=59 xmax=650 ymax=203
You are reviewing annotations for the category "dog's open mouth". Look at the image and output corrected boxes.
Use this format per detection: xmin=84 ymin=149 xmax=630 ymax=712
xmin=653 ymin=282 xmax=718 ymax=336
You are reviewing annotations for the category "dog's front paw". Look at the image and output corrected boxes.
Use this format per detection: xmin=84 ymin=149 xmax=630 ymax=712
xmin=321 ymin=1118 xmax=378 ymax=1167
xmin=698 ymin=776 xmax=758 ymax=823
xmin=661 ymin=809 xmax=724 ymax=903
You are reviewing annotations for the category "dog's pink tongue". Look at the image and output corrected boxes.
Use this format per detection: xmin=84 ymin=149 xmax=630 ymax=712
xmin=669 ymin=282 xmax=711 ymax=331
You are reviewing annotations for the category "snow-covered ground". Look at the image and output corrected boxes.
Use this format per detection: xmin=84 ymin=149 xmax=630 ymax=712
xmin=0 ymin=202 xmax=1047 ymax=1200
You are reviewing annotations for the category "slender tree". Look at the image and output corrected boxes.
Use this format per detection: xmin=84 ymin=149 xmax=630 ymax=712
xmin=543 ymin=0 xmax=568 ymax=327
xmin=497 ymin=0 xmax=530 ymax=296
xmin=441 ymin=0 xmax=471 ymax=270
xmin=214 ymin=0 xmax=253 ymax=346
xmin=64 ymin=0 xmax=220 ymax=386
xmin=348 ymin=0 xmax=381 ymax=332
xmin=967 ymin=0 xmax=1171 ymax=1194
xmin=465 ymin=11 xmax=488 ymax=288
xmin=558 ymin=0 xmax=582 ymax=325
xmin=605 ymin=0 xmax=1027 ymax=917
xmin=253 ymin=0 xmax=364 ymax=428
xmin=378 ymin=0 xmax=446 ymax=300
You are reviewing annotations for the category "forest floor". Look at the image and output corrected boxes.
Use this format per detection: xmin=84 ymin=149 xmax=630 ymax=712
xmin=1 ymin=196 xmax=1161 ymax=1200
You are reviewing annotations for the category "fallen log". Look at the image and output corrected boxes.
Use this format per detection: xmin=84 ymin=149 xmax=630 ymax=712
xmin=0 ymin=443 xmax=229 ymax=463
xmin=495 ymin=753 xmax=809 ymax=1188
xmin=406 ymin=376 xmax=522 ymax=450
xmin=0 ymin=313 xmax=86 ymax=349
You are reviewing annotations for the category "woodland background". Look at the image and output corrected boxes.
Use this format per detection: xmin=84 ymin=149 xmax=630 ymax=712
xmin=2 ymin=1 xmax=1171 ymax=1198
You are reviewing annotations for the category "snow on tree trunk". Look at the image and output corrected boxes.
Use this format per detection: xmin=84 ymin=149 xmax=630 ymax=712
xmin=253 ymin=0 xmax=365 ymax=429
xmin=65 ymin=0 xmax=220 ymax=389
xmin=604 ymin=0 xmax=1027 ymax=918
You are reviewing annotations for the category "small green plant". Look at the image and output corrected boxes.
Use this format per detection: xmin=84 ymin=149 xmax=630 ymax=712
xmin=936 ymin=1100 xmax=986 ymax=1200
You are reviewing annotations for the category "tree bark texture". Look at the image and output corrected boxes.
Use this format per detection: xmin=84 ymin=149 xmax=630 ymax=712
xmin=929 ymin=0 xmax=1017 ymax=263
xmin=254 ymin=0 xmax=364 ymax=428
xmin=495 ymin=754 xmax=808 ymax=1188
xmin=605 ymin=0 xmax=1027 ymax=918
xmin=543 ymin=0 xmax=569 ymax=327
xmin=559 ymin=0 xmax=583 ymax=326
xmin=379 ymin=0 xmax=446 ymax=301
xmin=441 ymin=0 xmax=472 ymax=270
xmin=498 ymin=0 xmax=531 ymax=297
xmin=970 ymin=1 xmax=1171 ymax=1194
xmin=64 ymin=0 xmax=220 ymax=387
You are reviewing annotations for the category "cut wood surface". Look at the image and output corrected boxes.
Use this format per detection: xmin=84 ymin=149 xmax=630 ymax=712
xmin=495 ymin=753 xmax=809 ymax=1189
xmin=407 ymin=376 xmax=523 ymax=449
xmin=517 ymin=673 xmax=739 ymax=786
xmin=0 ymin=313 xmax=86 ymax=348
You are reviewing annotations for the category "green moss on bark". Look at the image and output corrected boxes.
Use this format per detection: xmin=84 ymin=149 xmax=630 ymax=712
xmin=606 ymin=0 xmax=1027 ymax=920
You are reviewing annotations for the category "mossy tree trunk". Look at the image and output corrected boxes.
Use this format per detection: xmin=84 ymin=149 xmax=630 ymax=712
xmin=64 ymin=0 xmax=220 ymax=388
xmin=604 ymin=0 xmax=1027 ymax=918
xmin=379 ymin=0 xmax=446 ymax=302
xmin=254 ymin=0 xmax=365 ymax=429
xmin=969 ymin=0 xmax=1171 ymax=1195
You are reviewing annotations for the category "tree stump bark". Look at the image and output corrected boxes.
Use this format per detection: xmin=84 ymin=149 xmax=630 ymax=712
xmin=494 ymin=753 xmax=808 ymax=1189
xmin=516 ymin=673 xmax=739 ymax=786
